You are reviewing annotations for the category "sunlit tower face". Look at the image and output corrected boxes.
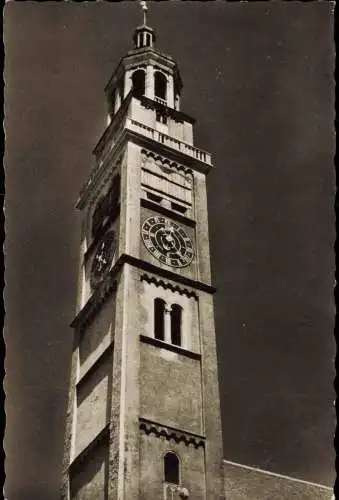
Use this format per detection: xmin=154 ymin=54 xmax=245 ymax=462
xmin=61 ymin=4 xmax=224 ymax=499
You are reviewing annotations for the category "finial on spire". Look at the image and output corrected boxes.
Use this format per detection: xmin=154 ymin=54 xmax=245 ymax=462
xmin=140 ymin=0 xmax=148 ymax=26
xmin=133 ymin=1 xmax=155 ymax=49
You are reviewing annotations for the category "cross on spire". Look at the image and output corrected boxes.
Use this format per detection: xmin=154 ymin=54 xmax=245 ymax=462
xmin=140 ymin=0 xmax=148 ymax=26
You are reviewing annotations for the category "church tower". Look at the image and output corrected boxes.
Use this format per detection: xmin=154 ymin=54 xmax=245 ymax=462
xmin=61 ymin=4 xmax=225 ymax=499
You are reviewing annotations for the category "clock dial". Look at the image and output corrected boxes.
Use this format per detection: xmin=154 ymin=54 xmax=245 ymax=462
xmin=141 ymin=216 xmax=194 ymax=268
xmin=90 ymin=231 xmax=116 ymax=288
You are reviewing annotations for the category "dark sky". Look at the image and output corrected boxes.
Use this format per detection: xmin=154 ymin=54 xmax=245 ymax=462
xmin=4 ymin=2 xmax=335 ymax=499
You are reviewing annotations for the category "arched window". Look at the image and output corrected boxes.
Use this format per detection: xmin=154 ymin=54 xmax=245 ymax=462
xmin=171 ymin=304 xmax=182 ymax=346
xmin=154 ymin=298 xmax=166 ymax=341
xmin=174 ymin=92 xmax=180 ymax=110
xmin=164 ymin=452 xmax=179 ymax=484
xmin=132 ymin=70 xmax=145 ymax=98
xmin=154 ymin=71 xmax=167 ymax=101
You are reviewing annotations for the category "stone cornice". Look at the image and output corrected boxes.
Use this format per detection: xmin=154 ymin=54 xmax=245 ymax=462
xmin=124 ymin=125 xmax=213 ymax=174
xmin=139 ymin=418 xmax=205 ymax=448
xmin=127 ymin=47 xmax=176 ymax=66
xmin=77 ymin=100 xmax=211 ymax=209
xmin=92 ymin=122 xmax=212 ymax=200
xmin=121 ymin=254 xmax=216 ymax=294
xmin=140 ymin=335 xmax=201 ymax=360
xmin=71 ymin=253 xmax=215 ymax=331
xmin=69 ymin=424 xmax=110 ymax=476
xmin=140 ymin=272 xmax=198 ymax=299
xmin=76 ymin=343 xmax=113 ymax=390
xmin=105 ymin=48 xmax=182 ymax=95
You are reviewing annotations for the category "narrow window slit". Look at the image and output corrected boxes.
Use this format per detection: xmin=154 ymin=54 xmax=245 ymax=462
xmin=154 ymin=298 xmax=166 ymax=341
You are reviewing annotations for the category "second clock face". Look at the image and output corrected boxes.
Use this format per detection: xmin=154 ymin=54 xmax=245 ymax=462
xmin=141 ymin=216 xmax=194 ymax=268
xmin=90 ymin=231 xmax=116 ymax=288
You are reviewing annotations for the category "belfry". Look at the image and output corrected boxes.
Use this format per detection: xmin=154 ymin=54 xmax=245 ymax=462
xmin=61 ymin=3 xmax=225 ymax=499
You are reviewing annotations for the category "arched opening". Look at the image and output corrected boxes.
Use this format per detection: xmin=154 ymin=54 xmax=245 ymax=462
xmin=171 ymin=304 xmax=182 ymax=346
xmin=154 ymin=71 xmax=167 ymax=102
xmin=137 ymin=32 xmax=143 ymax=48
xmin=154 ymin=298 xmax=166 ymax=341
xmin=164 ymin=452 xmax=179 ymax=484
xmin=174 ymin=92 xmax=180 ymax=110
xmin=132 ymin=70 xmax=146 ymax=98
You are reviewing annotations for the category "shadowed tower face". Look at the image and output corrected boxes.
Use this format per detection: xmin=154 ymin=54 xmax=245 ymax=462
xmin=61 ymin=4 xmax=224 ymax=499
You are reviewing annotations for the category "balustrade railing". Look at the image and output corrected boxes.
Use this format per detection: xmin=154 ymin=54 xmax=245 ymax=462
xmin=154 ymin=96 xmax=167 ymax=106
xmin=79 ymin=115 xmax=211 ymax=204
xmin=126 ymin=118 xmax=211 ymax=165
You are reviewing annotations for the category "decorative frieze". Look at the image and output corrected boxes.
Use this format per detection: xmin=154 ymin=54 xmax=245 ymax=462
xmin=140 ymin=273 xmax=198 ymax=299
xmin=121 ymin=253 xmax=215 ymax=294
xmin=141 ymin=148 xmax=193 ymax=177
xmin=139 ymin=418 xmax=205 ymax=449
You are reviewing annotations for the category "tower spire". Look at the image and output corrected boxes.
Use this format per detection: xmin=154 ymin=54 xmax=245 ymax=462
xmin=133 ymin=0 xmax=155 ymax=50
xmin=140 ymin=0 xmax=148 ymax=26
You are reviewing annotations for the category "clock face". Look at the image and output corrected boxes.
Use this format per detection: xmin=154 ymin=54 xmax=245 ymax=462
xmin=141 ymin=216 xmax=194 ymax=268
xmin=90 ymin=231 xmax=116 ymax=288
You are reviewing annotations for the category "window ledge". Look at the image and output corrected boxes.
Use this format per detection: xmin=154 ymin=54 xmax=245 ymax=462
xmin=141 ymin=198 xmax=195 ymax=227
xmin=140 ymin=334 xmax=201 ymax=360
xmin=76 ymin=342 xmax=113 ymax=389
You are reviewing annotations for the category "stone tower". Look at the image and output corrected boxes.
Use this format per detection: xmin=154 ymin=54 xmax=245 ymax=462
xmin=61 ymin=4 xmax=225 ymax=499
